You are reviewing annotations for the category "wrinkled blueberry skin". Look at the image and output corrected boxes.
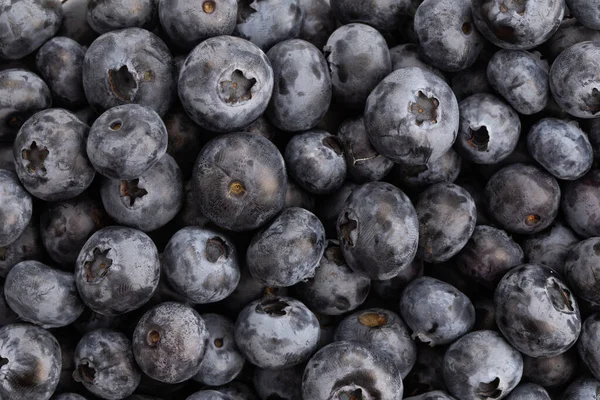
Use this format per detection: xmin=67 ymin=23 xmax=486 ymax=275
xmin=266 ymin=39 xmax=331 ymax=132
xmin=187 ymin=391 xmax=232 ymax=400
xmin=87 ymin=0 xmax=157 ymax=34
xmin=0 ymin=69 xmax=52 ymax=142
xmin=4 ymin=260 xmax=84 ymax=328
xmin=334 ymin=308 xmax=416 ymax=378
xmin=316 ymin=181 xmax=356 ymax=236
xmin=495 ymin=264 xmax=581 ymax=357
xmin=392 ymin=149 xmax=461 ymax=191
xmin=35 ymin=37 xmax=87 ymax=108
xmin=550 ymin=41 xmax=600 ymax=119
xmin=504 ymin=383 xmax=550 ymax=400
xmin=75 ymin=226 xmax=161 ymax=316
xmin=163 ymin=227 xmax=240 ymax=303
xmin=487 ymin=50 xmax=549 ymax=115
xmin=0 ymin=324 xmax=61 ymax=400
xmin=133 ymin=302 xmax=209 ymax=383
xmin=567 ymin=0 xmax=600 ymax=30
xmin=337 ymin=181 xmax=419 ymax=280
xmin=404 ymin=344 xmax=447 ymax=397
xmin=563 ymin=377 xmax=600 ymax=400
xmin=235 ymin=296 xmax=319 ymax=369
xmin=522 ymin=221 xmax=579 ymax=275
xmin=0 ymin=169 xmax=32 ymax=247
xmin=192 ymin=132 xmax=287 ymax=231
xmin=324 ymin=23 xmax=391 ymax=110
xmin=294 ymin=240 xmax=370 ymax=315
xmin=578 ymin=314 xmax=600 ymax=381
xmin=522 ymin=349 xmax=578 ymax=388
xmin=390 ymin=44 xmax=445 ymax=79
xmin=565 ymin=237 xmax=600 ymax=306
xmin=284 ymin=179 xmax=315 ymax=211
xmin=159 ymin=0 xmax=236 ymax=51
xmin=57 ymin=0 xmax=98 ymax=45
xmin=0 ymin=0 xmax=63 ymax=59
xmin=337 ymin=116 xmax=393 ymax=183
xmin=72 ymin=329 xmax=141 ymax=400
xmin=562 ymin=170 xmax=600 ymax=237
xmin=83 ymin=28 xmax=175 ymax=117
xmin=405 ymin=391 xmax=457 ymax=400
xmin=443 ymin=330 xmax=523 ymax=400
xmin=13 ymin=109 xmax=95 ymax=201
xmin=454 ymin=94 xmax=520 ymax=165
xmin=414 ymin=0 xmax=484 ymax=71
xmin=485 ymin=164 xmax=560 ymax=234
xmin=365 ymin=67 xmax=459 ymax=165
xmin=456 ymin=225 xmax=524 ymax=289
xmin=544 ymin=19 xmax=600 ymax=62
xmin=416 ymin=183 xmax=477 ymax=263
xmin=302 ymin=341 xmax=404 ymax=400
xmin=101 ymin=154 xmax=183 ymax=232
xmin=297 ymin=0 xmax=335 ymax=49
xmin=285 ymin=130 xmax=346 ymax=194
xmin=88 ymin=104 xmax=168 ymax=180
xmin=471 ymin=0 xmax=564 ymax=50
xmin=0 ymin=219 xmax=43 ymax=277
xmin=253 ymin=365 xmax=302 ymax=400
xmin=179 ymin=36 xmax=273 ymax=132
xmin=401 ymin=277 xmax=475 ymax=346
xmin=372 ymin=258 xmax=423 ymax=302
xmin=330 ymin=0 xmax=408 ymax=32
xmin=193 ymin=314 xmax=245 ymax=386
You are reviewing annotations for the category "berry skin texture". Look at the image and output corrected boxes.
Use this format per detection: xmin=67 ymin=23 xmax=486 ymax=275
xmin=0 ymin=169 xmax=32 ymax=247
xmin=0 ymin=219 xmax=43 ymax=278
xmin=522 ymin=350 xmax=579 ymax=388
xmin=563 ymin=377 xmax=600 ymax=400
xmin=566 ymin=0 xmax=600 ymax=30
xmin=503 ymin=383 xmax=550 ymax=400
xmin=562 ymin=170 xmax=600 ymax=238
xmin=87 ymin=0 xmax=158 ymax=34
xmin=577 ymin=314 xmax=600 ymax=382
xmin=565 ymin=237 xmax=600 ymax=307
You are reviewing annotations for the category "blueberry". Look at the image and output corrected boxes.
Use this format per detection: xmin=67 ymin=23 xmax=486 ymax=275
xmin=187 ymin=391 xmax=232 ymax=400
xmin=163 ymin=227 xmax=240 ymax=303
xmin=0 ymin=69 xmax=52 ymax=142
xmin=391 ymin=149 xmax=462 ymax=191
xmin=334 ymin=308 xmax=417 ymax=378
xmin=485 ymin=164 xmax=560 ymax=234
xmin=416 ymin=183 xmax=477 ymax=263
xmin=564 ymin=237 xmax=600 ymax=307
xmin=330 ymin=0 xmax=408 ymax=32
xmin=192 ymin=132 xmax=287 ymax=231
xmin=297 ymin=0 xmax=335 ymax=49
xmin=285 ymin=130 xmax=346 ymax=194
xmin=495 ymin=264 xmax=581 ymax=357
xmin=389 ymin=43 xmax=445 ymax=79
xmin=266 ymin=39 xmax=331 ymax=132
xmin=372 ymin=258 xmax=423 ymax=302
xmin=87 ymin=0 xmax=158 ymax=34
xmin=566 ymin=0 xmax=600 ymax=30
xmin=503 ymin=383 xmax=550 ymax=400
xmin=13 ymin=109 xmax=95 ymax=201
xmin=72 ymin=329 xmax=141 ymax=399
xmin=456 ymin=225 xmax=524 ymax=289
xmin=522 ymin=349 xmax=578 ymax=388
xmin=562 ymin=377 xmax=600 ymax=400
xmin=543 ymin=19 xmax=600 ymax=62
xmin=576 ymin=314 xmax=600 ymax=382
xmin=53 ymin=394 xmax=89 ymax=400
xmin=337 ymin=181 xmax=419 ymax=280
xmin=403 ymin=344 xmax=447 ymax=397
xmin=0 ymin=169 xmax=32 ymax=247
xmin=234 ymin=296 xmax=319 ymax=369
xmin=253 ymin=365 xmax=302 ymax=400
xmin=302 ymin=341 xmax=404 ymax=400
xmin=562 ymin=170 xmax=600 ymax=237
xmin=316 ymin=181 xmax=357 ymax=237
xmin=83 ymin=28 xmax=175 ymax=116
xmin=284 ymin=179 xmax=315 ymax=211
xmin=324 ymin=23 xmax=391 ymax=110
xmin=133 ymin=302 xmax=209 ymax=383
xmin=215 ymin=381 xmax=258 ymax=400
xmin=442 ymin=330 xmax=523 ymax=400
xmin=365 ymin=67 xmax=459 ymax=165
xmin=178 ymin=36 xmax=273 ymax=132
xmin=521 ymin=221 xmax=579 ymax=275
xmin=0 ymin=0 xmax=63 ymax=59
xmin=57 ymin=0 xmax=98 ymax=45
xmin=75 ymin=226 xmax=160 ymax=316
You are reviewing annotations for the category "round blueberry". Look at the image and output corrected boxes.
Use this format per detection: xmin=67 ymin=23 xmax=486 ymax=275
xmin=87 ymin=0 xmax=158 ymax=34
xmin=544 ymin=19 xmax=600 ymax=62
xmin=504 ymin=383 xmax=550 ymax=400
xmin=316 ymin=181 xmax=357 ymax=237
xmin=0 ymin=169 xmax=32 ymax=247
xmin=58 ymin=0 xmax=99 ymax=46
xmin=522 ymin=350 xmax=579 ymax=388
xmin=285 ymin=178 xmax=315 ymax=211
xmin=577 ymin=314 xmax=600 ymax=382
xmin=567 ymin=0 xmax=600 ymax=30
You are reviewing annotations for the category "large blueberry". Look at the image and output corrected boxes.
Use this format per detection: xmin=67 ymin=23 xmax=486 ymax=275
xmin=330 ymin=0 xmax=409 ymax=32
xmin=567 ymin=0 xmax=600 ymax=30
xmin=0 ymin=169 xmax=32 ymax=247
xmin=57 ymin=0 xmax=98 ymax=45
xmin=544 ymin=19 xmax=600 ymax=62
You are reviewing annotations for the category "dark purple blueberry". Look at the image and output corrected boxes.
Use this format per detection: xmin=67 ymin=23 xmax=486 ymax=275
xmin=372 ymin=258 xmax=423 ymax=302
xmin=562 ymin=170 xmax=600 ymax=237
xmin=521 ymin=221 xmax=579 ymax=276
xmin=0 ymin=169 xmax=32 ymax=247
xmin=504 ymin=383 xmax=550 ymax=400
xmin=450 ymin=64 xmax=492 ymax=102
xmin=57 ymin=0 xmax=98 ymax=45
xmin=87 ymin=0 xmax=158 ymax=34
xmin=403 ymin=344 xmax=447 ymax=397
xmin=567 ymin=0 xmax=600 ymax=30
xmin=565 ymin=237 xmax=600 ymax=307
xmin=297 ymin=0 xmax=335 ymax=49
xmin=577 ymin=314 xmax=600 ymax=381
xmin=390 ymin=43 xmax=445 ymax=79
xmin=284 ymin=179 xmax=315 ymax=211
xmin=253 ymin=365 xmax=302 ymax=400
xmin=391 ymin=149 xmax=462 ymax=190
xmin=330 ymin=0 xmax=408 ymax=32
xmin=563 ymin=377 xmax=600 ymax=400
xmin=316 ymin=181 xmax=357 ymax=237
xmin=523 ymin=350 xmax=578 ymax=388
xmin=0 ymin=219 xmax=43 ymax=278
xmin=543 ymin=19 xmax=600 ymax=62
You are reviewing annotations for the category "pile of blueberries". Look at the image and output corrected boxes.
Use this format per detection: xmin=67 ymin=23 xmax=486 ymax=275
xmin=6 ymin=0 xmax=600 ymax=399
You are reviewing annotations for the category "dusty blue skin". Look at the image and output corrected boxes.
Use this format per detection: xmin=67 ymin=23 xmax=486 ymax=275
xmin=443 ymin=330 xmax=523 ymax=400
xmin=192 ymin=132 xmax=287 ymax=231
xmin=471 ymin=0 xmax=564 ymax=50
xmin=544 ymin=19 xmax=600 ymax=62
xmin=0 ymin=69 xmax=52 ymax=142
xmin=485 ymin=164 xmax=560 ymax=234
xmin=365 ymin=67 xmax=459 ymax=165
xmin=4 ymin=260 xmax=85 ymax=328
xmin=266 ymin=39 xmax=331 ymax=132
xmin=87 ymin=0 xmax=157 ymax=34
xmin=179 ymin=36 xmax=273 ymax=132
xmin=503 ymin=383 xmax=550 ymax=400
xmin=389 ymin=43 xmax=445 ymax=79
xmin=285 ymin=130 xmax=346 ymax=194
xmin=302 ymin=341 xmax=404 ymax=400
xmin=133 ymin=302 xmax=209 ymax=383
xmin=334 ymin=308 xmax=416 ymax=378
xmin=527 ymin=118 xmax=593 ymax=180
xmin=75 ymin=226 xmax=161 ymax=316
xmin=487 ymin=50 xmax=549 ymax=115
xmin=235 ymin=296 xmax=319 ymax=369
xmin=193 ymin=314 xmax=245 ymax=386
xmin=521 ymin=221 xmax=579 ymax=275
xmin=35 ymin=37 xmax=86 ymax=108
xmin=253 ymin=365 xmax=302 ymax=400
xmin=0 ymin=219 xmax=43 ymax=278
xmin=337 ymin=181 xmax=419 ymax=280
xmin=0 ymin=169 xmax=32 ymax=247
xmin=550 ymin=41 xmax=600 ymax=119
xmin=13 ymin=109 xmax=95 ymax=201
xmin=522 ymin=350 xmax=578 ymax=388
xmin=101 ymin=154 xmax=183 ymax=232
xmin=163 ymin=227 xmax=240 ymax=303
xmin=401 ymin=277 xmax=475 ymax=346
xmin=0 ymin=324 xmax=62 ymax=400
xmin=324 ymin=23 xmax=391 ymax=110
xmin=391 ymin=149 xmax=461 ymax=190
xmin=372 ymin=258 xmax=423 ymax=302
xmin=414 ymin=0 xmax=484 ymax=71
xmin=567 ymin=0 xmax=600 ymax=30
xmin=563 ymin=377 xmax=600 ymax=400
xmin=297 ymin=0 xmax=335 ymax=49
xmin=405 ymin=392 xmax=457 ymax=400
xmin=456 ymin=225 xmax=524 ymax=289
xmin=72 ymin=329 xmax=141 ymax=400
xmin=495 ymin=264 xmax=581 ymax=357
xmin=565 ymin=237 xmax=600 ymax=306
xmin=83 ymin=28 xmax=175 ymax=117
xmin=316 ymin=181 xmax=357 ymax=236
xmin=330 ymin=0 xmax=410 ymax=32
xmin=455 ymin=93 xmax=520 ymax=165
xmin=562 ymin=170 xmax=600 ymax=237
xmin=88 ymin=104 xmax=168 ymax=180
xmin=57 ymin=0 xmax=98 ymax=45
xmin=404 ymin=344 xmax=446 ymax=397
xmin=416 ymin=183 xmax=477 ymax=263
xmin=577 ymin=314 xmax=600 ymax=381
xmin=0 ymin=0 xmax=63 ymax=59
